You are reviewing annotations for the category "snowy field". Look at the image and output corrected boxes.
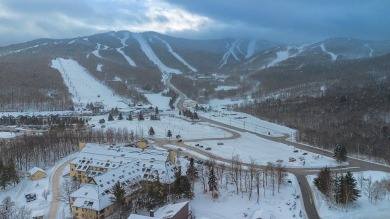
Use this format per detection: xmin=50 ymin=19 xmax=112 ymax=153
xmin=0 ymin=131 xmax=19 ymax=138
xmin=190 ymin=173 xmax=307 ymax=219
xmin=200 ymin=110 xmax=295 ymax=137
xmin=163 ymin=129 xmax=341 ymax=168
xmin=307 ymin=171 xmax=390 ymax=219
xmin=51 ymin=58 xmax=129 ymax=110
xmin=144 ymin=93 xmax=172 ymax=111
xmin=88 ymin=114 xmax=232 ymax=140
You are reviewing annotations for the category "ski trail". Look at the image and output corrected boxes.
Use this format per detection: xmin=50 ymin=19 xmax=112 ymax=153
xmin=132 ymin=33 xmax=181 ymax=74
xmin=266 ymin=47 xmax=291 ymax=67
xmin=365 ymin=43 xmax=373 ymax=57
xmin=153 ymin=35 xmax=197 ymax=72
xmin=219 ymin=39 xmax=240 ymax=69
xmin=246 ymin=39 xmax=257 ymax=58
xmin=92 ymin=43 xmax=102 ymax=58
xmin=68 ymin=40 xmax=75 ymax=45
xmin=51 ymin=58 xmax=129 ymax=109
xmin=320 ymin=43 xmax=337 ymax=61
xmin=114 ymin=32 xmax=137 ymax=67
xmin=235 ymin=40 xmax=245 ymax=56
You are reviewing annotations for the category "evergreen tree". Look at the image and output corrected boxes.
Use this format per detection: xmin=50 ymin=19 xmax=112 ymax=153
xmin=0 ymin=160 xmax=7 ymax=190
xmin=173 ymin=168 xmax=183 ymax=199
xmin=127 ymin=113 xmax=133 ymax=121
xmin=333 ymin=145 xmax=347 ymax=163
xmin=342 ymin=172 xmax=360 ymax=204
xmin=186 ymin=158 xmax=197 ymax=188
xmin=155 ymin=107 xmax=159 ymax=115
xmin=6 ymin=159 xmax=19 ymax=186
xmin=167 ymin=130 xmax=172 ymax=138
xmin=138 ymin=112 xmax=144 ymax=121
xmin=118 ymin=113 xmax=123 ymax=120
xmin=313 ymin=167 xmax=332 ymax=197
xmin=111 ymin=181 xmax=126 ymax=218
xmin=208 ymin=166 xmax=218 ymax=198
xmin=148 ymin=127 xmax=155 ymax=136
xmin=108 ymin=113 xmax=114 ymax=121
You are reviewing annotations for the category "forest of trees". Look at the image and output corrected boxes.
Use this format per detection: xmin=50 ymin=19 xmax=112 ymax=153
xmin=238 ymin=77 xmax=390 ymax=163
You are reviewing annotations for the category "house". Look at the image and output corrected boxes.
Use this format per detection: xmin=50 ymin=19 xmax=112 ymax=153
xmin=69 ymin=142 xmax=178 ymax=218
xmin=128 ymin=201 xmax=189 ymax=219
xmin=31 ymin=210 xmax=44 ymax=219
xmin=28 ymin=167 xmax=46 ymax=180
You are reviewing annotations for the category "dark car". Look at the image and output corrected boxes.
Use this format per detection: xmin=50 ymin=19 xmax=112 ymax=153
xmin=178 ymin=139 xmax=183 ymax=142
xmin=25 ymin=193 xmax=36 ymax=202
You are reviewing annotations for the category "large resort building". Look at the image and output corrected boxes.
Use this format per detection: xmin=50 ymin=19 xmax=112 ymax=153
xmin=69 ymin=142 xmax=177 ymax=219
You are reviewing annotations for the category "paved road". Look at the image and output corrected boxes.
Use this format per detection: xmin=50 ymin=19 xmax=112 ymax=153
xmin=48 ymin=158 xmax=74 ymax=219
xmin=165 ymin=76 xmax=390 ymax=219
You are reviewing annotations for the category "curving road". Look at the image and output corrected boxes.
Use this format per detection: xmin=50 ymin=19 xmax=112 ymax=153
xmin=48 ymin=158 xmax=74 ymax=219
xmin=164 ymin=75 xmax=390 ymax=219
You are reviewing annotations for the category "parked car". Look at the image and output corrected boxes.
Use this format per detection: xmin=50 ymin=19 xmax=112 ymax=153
xmin=205 ymin=147 xmax=211 ymax=150
xmin=195 ymin=144 xmax=200 ymax=146
xmin=25 ymin=193 xmax=36 ymax=202
xmin=293 ymin=150 xmax=299 ymax=153
xmin=177 ymin=139 xmax=183 ymax=142
xmin=302 ymin=152 xmax=308 ymax=155
xmin=217 ymin=142 xmax=224 ymax=145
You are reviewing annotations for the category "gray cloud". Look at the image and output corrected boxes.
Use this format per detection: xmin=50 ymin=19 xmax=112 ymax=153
xmin=166 ymin=0 xmax=390 ymax=43
xmin=0 ymin=0 xmax=389 ymax=46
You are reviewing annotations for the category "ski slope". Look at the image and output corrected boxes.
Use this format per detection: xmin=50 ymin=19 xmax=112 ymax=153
xmin=245 ymin=39 xmax=257 ymax=58
xmin=132 ymin=33 xmax=181 ymax=74
xmin=320 ymin=43 xmax=337 ymax=61
xmin=51 ymin=58 xmax=129 ymax=109
xmin=266 ymin=47 xmax=292 ymax=67
xmin=365 ymin=43 xmax=374 ymax=57
xmin=219 ymin=39 xmax=241 ymax=69
xmin=92 ymin=43 xmax=102 ymax=58
xmin=115 ymin=32 xmax=137 ymax=67
xmin=153 ymin=35 xmax=197 ymax=72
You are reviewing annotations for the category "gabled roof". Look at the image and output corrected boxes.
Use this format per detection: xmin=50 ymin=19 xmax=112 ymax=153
xmin=71 ymin=184 xmax=113 ymax=211
xmin=28 ymin=167 xmax=45 ymax=175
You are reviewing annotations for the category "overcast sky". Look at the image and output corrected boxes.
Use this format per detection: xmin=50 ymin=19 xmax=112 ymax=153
xmin=0 ymin=0 xmax=389 ymax=46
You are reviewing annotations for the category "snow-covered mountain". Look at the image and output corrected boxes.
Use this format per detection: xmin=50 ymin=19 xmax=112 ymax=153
xmin=1 ymin=31 xmax=390 ymax=111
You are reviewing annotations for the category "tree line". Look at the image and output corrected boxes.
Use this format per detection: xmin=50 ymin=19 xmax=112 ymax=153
xmin=237 ymin=77 xmax=390 ymax=163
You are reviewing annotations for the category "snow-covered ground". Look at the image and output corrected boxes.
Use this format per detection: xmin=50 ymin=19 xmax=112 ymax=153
xmin=0 ymin=154 xmax=77 ymax=217
xmin=219 ymin=39 xmax=241 ymax=69
xmin=92 ymin=43 xmax=103 ymax=58
xmin=190 ymin=173 xmax=307 ymax=219
xmin=245 ymin=39 xmax=257 ymax=58
xmin=153 ymin=35 xmax=197 ymax=72
xmin=165 ymin=128 xmax=341 ymax=168
xmin=0 ymin=131 xmax=20 ymax=138
xmin=200 ymin=110 xmax=295 ymax=137
xmin=214 ymin=85 xmax=240 ymax=91
xmin=89 ymin=114 xmax=231 ymax=140
xmin=51 ymin=58 xmax=130 ymax=110
xmin=144 ymin=93 xmax=171 ymax=111
xmin=320 ymin=44 xmax=338 ymax=61
xmin=307 ymin=171 xmax=390 ymax=219
xmin=132 ymin=33 xmax=181 ymax=75
xmin=114 ymin=32 xmax=137 ymax=67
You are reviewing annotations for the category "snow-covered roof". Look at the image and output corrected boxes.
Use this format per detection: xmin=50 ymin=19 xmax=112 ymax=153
xmin=127 ymin=215 xmax=156 ymax=219
xmin=71 ymin=184 xmax=113 ymax=211
xmin=28 ymin=167 xmax=45 ymax=175
xmin=71 ymin=143 xmax=177 ymax=211
xmin=155 ymin=201 xmax=188 ymax=218
xmin=31 ymin=209 xmax=45 ymax=217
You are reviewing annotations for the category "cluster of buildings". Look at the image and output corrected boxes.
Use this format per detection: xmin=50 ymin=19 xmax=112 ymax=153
xmin=69 ymin=142 xmax=183 ymax=219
